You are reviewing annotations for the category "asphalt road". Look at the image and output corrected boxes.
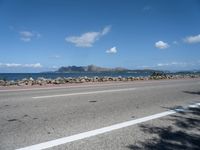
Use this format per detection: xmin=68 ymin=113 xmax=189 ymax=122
xmin=0 ymin=79 xmax=200 ymax=150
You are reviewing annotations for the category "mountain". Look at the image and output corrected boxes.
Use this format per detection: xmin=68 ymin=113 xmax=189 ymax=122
xmin=56 ymin=65 xmax=163 ymax=73
xmin=56 ymin=65 xmax=127 ymax=72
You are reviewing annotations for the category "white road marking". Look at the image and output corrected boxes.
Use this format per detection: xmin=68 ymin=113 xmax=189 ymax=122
xmin=188 ymin=103 xmax=200 ymax=108
xmin=16 ymin=110 xmax=176 ymax=150
xmin=32 ymin=88 xmax=137 ymax=99
xmin=174 ymin=108 xmax=185 ymax=112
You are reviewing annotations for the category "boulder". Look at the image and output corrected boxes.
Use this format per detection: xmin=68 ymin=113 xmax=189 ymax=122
xmin=80 ymin=78 xmax=86 ymax=83
xmin=29 ymin=77 xmax=34 ymax=81
xmin=37 ymin=77 xmax=46 ymax=81
xmin=0 ymin=80 xmax=5 ymax=86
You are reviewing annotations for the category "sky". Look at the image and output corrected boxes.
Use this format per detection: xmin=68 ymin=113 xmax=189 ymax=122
xmin=0 ymin=0 xmax=200 ymax=72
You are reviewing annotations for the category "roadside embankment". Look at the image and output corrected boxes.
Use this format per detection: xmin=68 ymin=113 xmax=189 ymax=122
xmin=0 ymin=73 xmax=200 ymax=87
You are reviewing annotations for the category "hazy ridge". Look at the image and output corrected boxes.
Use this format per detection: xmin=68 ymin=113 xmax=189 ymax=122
xmin=56 ymin=65 xmax=162 ymax=73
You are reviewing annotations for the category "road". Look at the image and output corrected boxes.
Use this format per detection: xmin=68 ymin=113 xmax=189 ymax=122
xmin=0 ymin=79 xmax=200 ymax=150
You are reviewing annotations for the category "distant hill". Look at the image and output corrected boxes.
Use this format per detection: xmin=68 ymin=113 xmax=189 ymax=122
xmin=56 ymin=65 xmax=127 ymax=72
xmin=56 ymin=65 xmax=163 ymax=73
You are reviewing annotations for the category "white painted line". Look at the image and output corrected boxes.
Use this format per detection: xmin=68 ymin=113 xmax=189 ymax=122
xmin=174 ymin=108 xmax=185 ymax=112
xmin=188 ymin=104 xmax=199 ymax=108
xmin=32 ymin=88 xmax=137 ymax=99
xmin=196 ymin=103 xmax=200 ymax=107
xmin=16 ymin=110 xmax=176 ymax=150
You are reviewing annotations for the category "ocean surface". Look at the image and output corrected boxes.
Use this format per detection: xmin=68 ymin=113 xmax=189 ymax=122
xmin=0 ymin=72 xmax=198 ymax=81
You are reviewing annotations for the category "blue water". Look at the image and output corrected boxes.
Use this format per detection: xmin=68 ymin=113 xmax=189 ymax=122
xmin=0 ymin=72 xmax=152 ymax=81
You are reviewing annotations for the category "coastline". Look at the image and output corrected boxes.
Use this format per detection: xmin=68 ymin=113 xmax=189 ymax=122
xmin=0 ymin=74 xmax=200 ymax=90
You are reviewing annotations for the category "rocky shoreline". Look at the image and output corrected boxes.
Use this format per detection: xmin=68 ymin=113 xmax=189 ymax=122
xmin=0 ymin=73 xmax=200 ymax=87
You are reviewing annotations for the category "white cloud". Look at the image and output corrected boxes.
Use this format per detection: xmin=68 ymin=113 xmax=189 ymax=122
xmin=5 ymin=63 xmax=21 ymax=67
xmin=184 ymin=34 xmax=200 ymax=44
xmin=135 ymin=61 xmax=200 ymax=70
xmin=20 ymin=31 xmax=34 ymax=42
xmin=0 ymin=63 xmax=42 ymax=68
xmin=155 ymin=41 xmax=169 ymax=49
xmin=106 ymin=46 xmax=117 ymax=54
xmin=23 ymin=63 xmax=42 ymax=68
xmin=51 ymin=65 xmax=59 ymax=69
xmin=66 ymin=32 xmax=99 ymax=47
xmin=157 ymin=62 xmax=191 ymax=67
xmin=65 ymin=26 xmax=111 ymax=47
xmin=19 ymin=31 xmax=41 ymax=42
xmin=101 ymin=25 xmax=111 ymax=35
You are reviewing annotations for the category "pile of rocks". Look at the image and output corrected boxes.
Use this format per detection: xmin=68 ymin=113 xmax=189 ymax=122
xmin=0 ymin=73 xmax=200 ymax=87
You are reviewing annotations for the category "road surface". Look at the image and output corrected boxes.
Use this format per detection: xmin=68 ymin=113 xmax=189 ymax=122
xmin=0 ymin=79 xmax=200 ymax=150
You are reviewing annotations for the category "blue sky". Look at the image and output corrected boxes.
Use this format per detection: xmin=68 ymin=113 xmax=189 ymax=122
xmin=0 ymin=0 xmax=200 ymax=72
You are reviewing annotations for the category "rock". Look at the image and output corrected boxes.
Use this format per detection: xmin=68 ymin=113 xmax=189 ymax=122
xmin=1 ymin=73 xmax=200 ymax=87
xmin=28 ymin=81 xmax=34 ymax=86
xmin=74 ymin=78 xmax=80 ymax=83
xmin=121 ymin=78 xmax=126 ymax=81
xmin=46 ymin=79 xmax=52 ymax=84
xmin=22 ymin=78 xmax=28 ymax=81
xmin=92 ymin=76 xmax=99 ymax=82
xmin=127 ymin=77 xmax=133 ymax=81
xmin=52 ymin=80 xmax=60 ymax=84
xmin=135 ymin=77 xmax=140 ymax=80
xmin=55 ymin=77 xmax=63 ymax=80
xmin=139 ymin=77 xmax=144 ymax=80
xmin=113 ymin=77 xmax=118 ymax=81
xmin=0 ymin=80 xmax=6 ymax=86
xmin=86 ymin=78 xmax=91 ymax=82
xmin=80 ymin=78 xmax=86 ymax=83
xmin=92 ymin=77 xmax=98 ymax=82
xmin=17 ymin=81 xmax=26 ymax=86
xmin=65 ymin=77 xmax=73 ymax=83
xmin=103 ymin=77 xmax=108 ymax=82
xmin=118 ymin=76 xmax=122 ymax=81
xmin=29 ymin=77 xmax=34 ymax=81
xmin=55 ymin=77 xmax=65 ymax=84
xmin=36 ymin=80 xmax=46 ymax=85
xmin=9 ymin=80 xmax=17 ymax=86
xmin=36 ymin=80 xmax=42 ymax=85
xmin=37 ymin=77 xmax=46 ymax=81
xmin=151 ymin=72 xmax=162 ymax=76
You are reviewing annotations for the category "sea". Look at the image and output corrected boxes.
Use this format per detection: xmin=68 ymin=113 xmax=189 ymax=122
xmin=0 ymin=72 xmax=198 ymax=81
